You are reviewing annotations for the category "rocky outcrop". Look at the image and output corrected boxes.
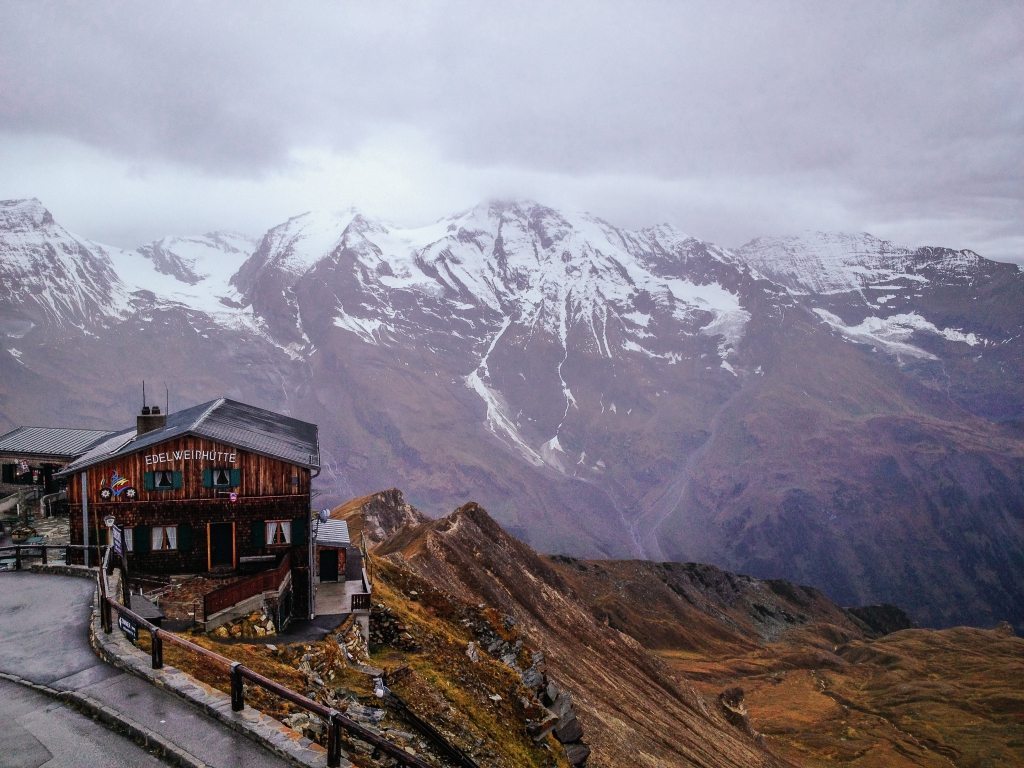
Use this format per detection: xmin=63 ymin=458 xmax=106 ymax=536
xmin=210 ymin=609 xmax=277 ymax=639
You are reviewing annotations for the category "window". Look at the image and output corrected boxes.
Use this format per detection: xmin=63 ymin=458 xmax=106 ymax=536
xmin=144 ymin=471 xmax=182 ymax=491
xmin=266 ymin=520 xmax=292 ymax=546
xmin=151 ymin=526 xmax=177 ymax=551
xmin=203 ymin=468 xmax=241 ymax=488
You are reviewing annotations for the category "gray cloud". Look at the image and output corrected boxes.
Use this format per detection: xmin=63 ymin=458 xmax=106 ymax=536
xmin=0 ymin=1 xmax=1021 ymax=262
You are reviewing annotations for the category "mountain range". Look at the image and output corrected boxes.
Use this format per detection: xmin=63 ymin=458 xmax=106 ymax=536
xmin=1 ymin=196 xmax=1022 ymax=631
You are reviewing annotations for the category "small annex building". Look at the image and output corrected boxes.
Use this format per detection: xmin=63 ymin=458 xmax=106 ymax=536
xmin=0 ymin=426 xmax=114 ymax=494
xmin=56 ymin=397 xmax=320 ymax=615
xmin=313 ymin=514 xmax=351 ymax=583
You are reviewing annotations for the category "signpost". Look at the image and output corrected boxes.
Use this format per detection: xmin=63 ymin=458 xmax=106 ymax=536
xmin=118 ymin=614 xmax=138 ymax=642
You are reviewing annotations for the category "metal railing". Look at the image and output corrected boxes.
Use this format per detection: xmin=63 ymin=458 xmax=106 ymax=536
xmin=94 ymin=548 xmax=431 ymax=768
xmin=350 ymin=592 xmax=371 ymax=611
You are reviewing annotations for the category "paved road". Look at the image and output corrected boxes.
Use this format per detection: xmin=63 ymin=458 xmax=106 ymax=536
xmin=0 ymin=572 xmax=294 ymax=768
xmin=0 ymin=676 xmax=169 ymax=768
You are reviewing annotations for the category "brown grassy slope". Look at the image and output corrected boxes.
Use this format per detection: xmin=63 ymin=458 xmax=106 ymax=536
xmin=369 ymin=563 xmax=571 ymax=768
xmin=367 ymin=496 xmax=791 ymax=768
xmin=551 ymin=558 xmax=871 ymax=655
xmin=558 ymin=558 xmax=1024 ymax=767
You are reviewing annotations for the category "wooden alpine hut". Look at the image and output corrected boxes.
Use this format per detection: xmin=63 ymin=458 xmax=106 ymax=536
xmin=57 ymin=397 xmax=319 ymax=614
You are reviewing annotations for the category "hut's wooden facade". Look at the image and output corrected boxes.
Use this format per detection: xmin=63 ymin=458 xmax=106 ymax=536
xmin=65 ymin=438 xmax=311 ymax=572
xmin=57 ymin=398 xmax=319 ymax=616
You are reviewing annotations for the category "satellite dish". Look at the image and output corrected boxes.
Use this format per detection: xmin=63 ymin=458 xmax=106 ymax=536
xmin=318 ymin=508 xmax=330 ymax=522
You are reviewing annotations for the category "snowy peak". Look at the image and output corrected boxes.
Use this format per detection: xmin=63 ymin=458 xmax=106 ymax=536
xmin=735 ymin=230 xmax=1003 ymax=297
xmin=306 ymin=198 xmax=753 ymax=357
xmin=0 ymin=198 xmax=128 ymax=328
xmin=237 ymin=208 xmax=362 ymax=284
xmin=0 ymin=198 xmax=55 ymax=232
xmin=735 ymin=231 xmax=915 ymax=294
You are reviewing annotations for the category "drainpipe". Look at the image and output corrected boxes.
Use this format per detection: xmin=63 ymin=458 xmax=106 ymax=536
xmin=81 ymin=471 xmax=89 ymax=568
xmin=308 ymin=513 xmax=316 ymax=619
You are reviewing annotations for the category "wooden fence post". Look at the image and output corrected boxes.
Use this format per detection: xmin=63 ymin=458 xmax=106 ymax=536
xmin=151 ymin=629 xmax=163 ymax=669
xmin=97 ymin=570 xmax=113 ymax=634
xmin=327 ymin=711 xmax=342 ymax=768
xmin=230 ymin=662 xmax=245 ymax=711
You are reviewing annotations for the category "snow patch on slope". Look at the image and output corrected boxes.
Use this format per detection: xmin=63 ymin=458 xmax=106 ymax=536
xmin=814 ymin=309 xmax=981 ymax=360
xmin=465 ymin=317 xmax=547 ymax=467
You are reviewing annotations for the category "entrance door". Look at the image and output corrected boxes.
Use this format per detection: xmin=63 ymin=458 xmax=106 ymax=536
xmin=320 ymin=549 xmax=339 ymax=582
xmin=208 ymin=522 xmax=235 ymax=570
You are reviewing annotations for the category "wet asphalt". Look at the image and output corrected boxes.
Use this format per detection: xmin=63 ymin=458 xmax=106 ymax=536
xmin=0 ymin=571 xmax=293 ymax=767
xmin=0 ymin=676 xmax=169 ymax=768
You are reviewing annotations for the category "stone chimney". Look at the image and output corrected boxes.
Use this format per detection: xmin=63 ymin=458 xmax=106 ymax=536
xmin=137 ymin=405 xmax=166 ymax=436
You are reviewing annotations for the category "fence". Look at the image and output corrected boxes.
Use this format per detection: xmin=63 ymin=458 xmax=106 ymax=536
xmin=203 ymin=554 xmax=292 ymax=620
xmin=0 ymin=543 xmax=91 ymax=570
xmin=92 ymin=547 xmax=432 ymax=768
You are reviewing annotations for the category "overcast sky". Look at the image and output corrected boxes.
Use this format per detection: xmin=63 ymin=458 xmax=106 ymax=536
xmin=1 ymin=2 xmax=1021 ymax=263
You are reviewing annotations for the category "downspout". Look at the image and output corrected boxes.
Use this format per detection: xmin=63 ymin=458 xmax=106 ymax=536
xmin=81 ymin=471 xmax=89 ymax=568
xmin=308 ymin=511 xmax=316 ymax=619
xmin=308 ymin=455 xmax=319 ymax=619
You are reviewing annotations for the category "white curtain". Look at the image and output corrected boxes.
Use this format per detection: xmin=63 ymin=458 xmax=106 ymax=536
xmin=151 ymin=526 xmax=177 ymax=550
xmin=266 ymin=520 xmax=291 ymax=545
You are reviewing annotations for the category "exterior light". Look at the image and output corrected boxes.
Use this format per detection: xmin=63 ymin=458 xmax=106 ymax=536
xmin=103 ymin=514 xmax=116 ymax=529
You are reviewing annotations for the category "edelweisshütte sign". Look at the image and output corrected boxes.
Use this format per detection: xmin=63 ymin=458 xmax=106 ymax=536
xmin=144 ymin=448 xmax=238 ymax=466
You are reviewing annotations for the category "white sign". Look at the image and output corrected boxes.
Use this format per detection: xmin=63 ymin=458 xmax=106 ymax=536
xmin=144 ymin=449 xmax=237 ymax=466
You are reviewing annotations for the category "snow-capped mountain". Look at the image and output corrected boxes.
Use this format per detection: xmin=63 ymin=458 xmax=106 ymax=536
xmin=0 ymin=198 xmax=129 ymax=331
xmin=2 ymin=198 xmax=1022 ymax=632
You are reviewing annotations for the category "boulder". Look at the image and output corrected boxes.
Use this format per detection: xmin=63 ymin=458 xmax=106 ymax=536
xmin=564 ymin=741 xmax=591 ymax=766
xmin=554 ymin=714 xmax=583 ymax=744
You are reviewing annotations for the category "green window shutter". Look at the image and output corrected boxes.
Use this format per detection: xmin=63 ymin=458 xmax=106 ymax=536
xmin=172 ymin=471 xmax=183 ymax=490
xmin=251 ymin=520 xmax=265 ymax=547
xmin=229 ymin=468 xmax=241 ymax=487
xmin=178 ymin=524 xmax=193 ymax=552
xmin=202 ymin=468 xmax=213 ymax=488
xmin=134 ymin=525 xmax=151 ymax=554
xmin=292 ymin=515 xmax=307 ymax=545
xmin=144 ymin=472 xmax=155 ymax=491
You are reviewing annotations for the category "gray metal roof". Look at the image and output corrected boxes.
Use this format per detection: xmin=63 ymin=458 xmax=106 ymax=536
xmin=0 ymin=426 xmax=115 ymax=460
xmin=57 ymin=397 xmax=319 ymax=476
xmin=315 ymin=518 xmax=351 ymax=548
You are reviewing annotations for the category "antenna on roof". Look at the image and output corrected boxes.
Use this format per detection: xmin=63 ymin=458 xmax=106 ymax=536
xmin=142 ymin=380 xmax=146 ymax=408
xmin=166 ymin=386 xmax=169 ymax=416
